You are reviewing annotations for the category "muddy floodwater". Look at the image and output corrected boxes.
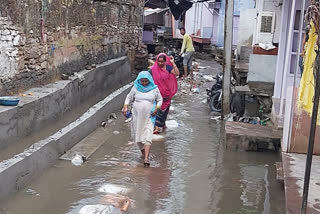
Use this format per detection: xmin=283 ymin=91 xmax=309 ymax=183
xmin=0 ymin=60 xmax=285 ymax=214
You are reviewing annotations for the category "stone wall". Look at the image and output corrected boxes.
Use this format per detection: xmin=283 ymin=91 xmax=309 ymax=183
xmin=0 ymin=0 xmax=144 ymax=95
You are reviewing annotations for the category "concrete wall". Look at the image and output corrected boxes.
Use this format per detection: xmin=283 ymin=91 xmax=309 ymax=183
xmin=247 ymin=54 xmax=277 ymax=83
xmin=0 ymin=82 xmax=133 ymax=200
xmin=0 ymin=56 xmax=134 ymax=149
xmin=237 ymin=9 xmax=257 ymax=53
xmin=0 ymin=0 xmax=143 ymax=96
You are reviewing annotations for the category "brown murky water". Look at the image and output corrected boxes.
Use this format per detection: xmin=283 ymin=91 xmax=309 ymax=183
xmin=0 ymin=60 xmax=285 ymax=214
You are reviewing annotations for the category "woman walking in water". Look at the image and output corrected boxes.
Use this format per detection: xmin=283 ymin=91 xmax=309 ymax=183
xmin=150 ymin=53 xmax=179 ymax=134
xmin=122 ymin=71 xmax=163 ymax=167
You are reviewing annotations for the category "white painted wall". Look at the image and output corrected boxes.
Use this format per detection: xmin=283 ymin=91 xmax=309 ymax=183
xmin=237 ymin=9 xmax=257 ymax=52
xmin=185 ymin=2 xmax=213 ymax=38
xmin=263 ymin=0 xmax=282 ymax=43
xmin=0 ymin=17 xmax=19 ymax=81
xmin=254 ymin=0 xmax=282 ymax=44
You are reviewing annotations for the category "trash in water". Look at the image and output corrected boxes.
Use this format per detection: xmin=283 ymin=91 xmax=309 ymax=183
xmin=166 ymin=120 xmax=179 ymax=129
xmin=211 ymin=116 xmax=221 ymax=121
xmin=71 ymin=154 xmax=84 ymax=166
xmin=127 ymin=141 xmax=134 ymax=145
xmin=152 ymin=135 xmax=165 ymax=141
xmin=191 ymin=88 xmax=200 ymax=93
xmin=239 ymin=116 xmax=261 ymax=125
xmin=74 ymin=72 xmax=85 ymax=83
xmin=79 ymin=204 xmax=122 ymax=214
xmin=177 ymin=110 xmax=190 ymax=117
xmin=203 ymin=75 xmax=214 ymax=82
xmin=113 ymin=131 xmax=120 ymax=135
xmin=201 ymin=99 xmax=207 ymax=104
xmin=98 ymin=184 xmax=129 ymax=194
xmin=225 ymin=113 xmax=237 ymax=122
xmin=125 ymin=117 xmax=132 ymax=123
xmin=26 ymin=188 xmax=40 ymax=197
xmin=170 ymin=106 xmax=176 ymax=112
xmin=110 ymin=113 xmax=117 ymax=119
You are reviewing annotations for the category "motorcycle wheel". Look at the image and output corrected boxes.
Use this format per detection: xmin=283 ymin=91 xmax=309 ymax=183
xmin=209 ymin=92 xmax=222 ymax=112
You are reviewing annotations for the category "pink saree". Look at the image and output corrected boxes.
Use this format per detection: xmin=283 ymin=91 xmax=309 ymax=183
xmin=151 ymin=53 xmax=178 ymax=111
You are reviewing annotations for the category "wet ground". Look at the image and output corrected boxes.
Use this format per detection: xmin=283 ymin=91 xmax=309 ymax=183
xmin=0 ymin=59 xmax=285 ymax=214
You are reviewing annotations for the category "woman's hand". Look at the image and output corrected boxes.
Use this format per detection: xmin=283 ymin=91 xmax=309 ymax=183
xmin=122 ymin=105 xmax=128 ymax=116
xmin=170 ymin=56 xmax=175 ymax=64
xmin=169 ymin=56 xmax=179 ymax=76
xmin=151 ymin=108 xmax=158 ymax=116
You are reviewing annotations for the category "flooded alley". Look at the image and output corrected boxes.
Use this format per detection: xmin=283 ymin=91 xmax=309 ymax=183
xmin=0 ymin=60 xmax=285 ymax=214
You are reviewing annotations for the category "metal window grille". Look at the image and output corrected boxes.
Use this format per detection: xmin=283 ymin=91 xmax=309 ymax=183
xmin=260 ymin=16 xmax=273 ymax=33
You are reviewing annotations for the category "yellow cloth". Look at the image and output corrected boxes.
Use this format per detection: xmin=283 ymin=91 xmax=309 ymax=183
xmin=181 ymin=33 xmax=195 ymax=53
xmin=298 ymin=21 xmax=319 ymax=124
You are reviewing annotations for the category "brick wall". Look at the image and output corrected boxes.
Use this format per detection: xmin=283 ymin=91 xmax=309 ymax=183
xmin=0 ymin=0 xmax=144 ymax=95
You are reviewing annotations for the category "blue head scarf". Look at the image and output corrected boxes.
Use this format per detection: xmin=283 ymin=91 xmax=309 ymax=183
xmin=134 ymin=71 xmax=158 ymax=93
xmin=134 ymin=71 xmax=158 ymax=125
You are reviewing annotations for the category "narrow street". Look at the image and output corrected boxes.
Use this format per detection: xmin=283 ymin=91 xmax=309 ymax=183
xmin=0 ymin=60 xmax=285 ymax=214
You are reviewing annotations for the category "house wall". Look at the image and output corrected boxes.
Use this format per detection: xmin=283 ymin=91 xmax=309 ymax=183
xmin=0 ymin=0 xmax=144 ymax=96
xmin=185 ymin=2 xmax=213 ymax=38
xmin=211 ymin=13 xmax=220 ymax=44
xmin=216 ymin=0 xmax=255 ymax=47
xmin=274 ymin=0 xmax=309 ymax=113
xmin=237 ymin=9 xmax=257 ymax=53
xmin=247 ymin=54 xmax=277 ymax=83
xmin=258 ymin=0 xmax=282 ymax=44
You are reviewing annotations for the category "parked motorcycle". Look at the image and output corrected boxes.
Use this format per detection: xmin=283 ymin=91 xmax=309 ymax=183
xmin=206 ymin=73 xmax=223 ymax=112
xmin=207 ymin=73 xmax=244 ymax=117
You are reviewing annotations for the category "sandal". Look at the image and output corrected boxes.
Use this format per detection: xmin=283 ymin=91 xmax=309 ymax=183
xmin=144 ymin=159 xmax=150 ymax=167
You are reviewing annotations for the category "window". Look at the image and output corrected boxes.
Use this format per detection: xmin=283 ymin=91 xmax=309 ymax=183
xmin=260 ymin=16 xmax=273 ymax=33
xmin=255 ymin=12 xmax=275 ymax=44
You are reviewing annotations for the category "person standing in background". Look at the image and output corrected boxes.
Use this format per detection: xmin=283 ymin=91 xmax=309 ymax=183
xmin=179 ymin=27 xmax=195 ymax=78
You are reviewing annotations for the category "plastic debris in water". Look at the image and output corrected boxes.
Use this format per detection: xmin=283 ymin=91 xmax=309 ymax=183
xmin=191 ymin=88 xmax=200 ymax=93
xmin=71 ymin=155 xmax=84 ymax=166
xmin=113 ymin=131 xmax=120 ymax=135
xmin=26 ymin=188 xmax=40 ymax=197
xmin=211 ymin=116 xmax=221 ymax=121
xmin=110 ymin=113 xmax=117 ymax=119
xmin=152 ymin=134 xmax=165 ymax=141
xmin=79 ymin=204 xmax=122 ymax=214
xmin=166 ymin=120 xmax=179 ymax=129
xmin=203 ymin=75 xmax=214 ymax=82
xmin=74 ymin=72 xmax=85 ymax=83
xmin=125 ymin=117 xmax=132 ymax=123
xmin=98 ymin=184 xmax=129 ymax=194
